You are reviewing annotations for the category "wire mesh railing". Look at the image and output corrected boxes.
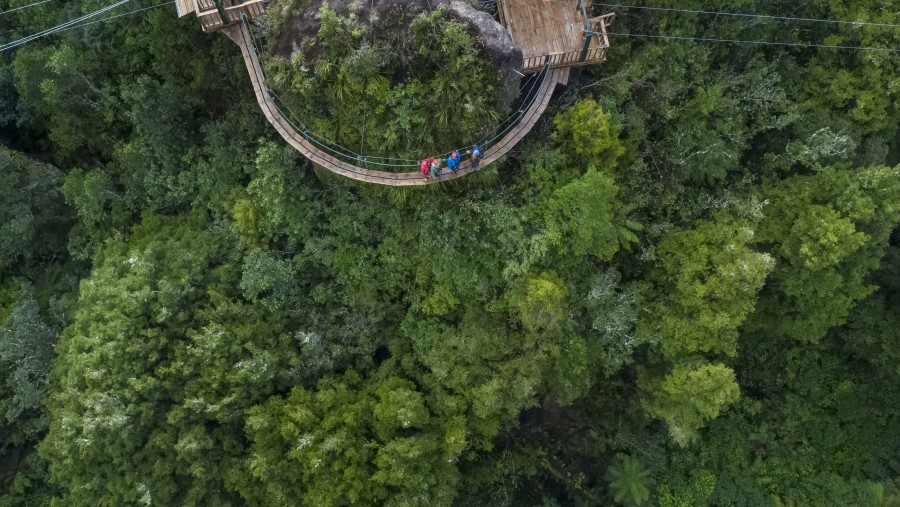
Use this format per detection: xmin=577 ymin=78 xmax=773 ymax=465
xmin=241 ymin=14 xmax=553 ymax=172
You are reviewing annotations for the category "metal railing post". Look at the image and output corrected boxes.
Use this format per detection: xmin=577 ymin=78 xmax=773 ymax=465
xmin=213 ymin=0 xmax=230 ymax=24
xmin=579 ymin=0 xmax=592 ymax=62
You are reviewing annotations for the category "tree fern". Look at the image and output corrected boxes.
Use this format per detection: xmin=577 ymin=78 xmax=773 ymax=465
xmin=607 ymin=454 xmax=651 ymax=506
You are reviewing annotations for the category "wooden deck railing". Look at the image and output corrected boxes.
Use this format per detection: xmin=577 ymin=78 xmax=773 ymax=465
xmin=522 ymin=46 xmax=608 ymax=72
xmin=521 ymin=12 xmax=615 ymax=73
xmin=195 ymin=0 xmax=216 ymax=11
xmin=224 ymin=0 xmax=265 ymax=18
xmin=589 ymin=12 xmax=615 ymax=48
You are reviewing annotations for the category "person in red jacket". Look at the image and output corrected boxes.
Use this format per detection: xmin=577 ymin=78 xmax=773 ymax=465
xmin=420 ymin=158 xmax=441 ymax=180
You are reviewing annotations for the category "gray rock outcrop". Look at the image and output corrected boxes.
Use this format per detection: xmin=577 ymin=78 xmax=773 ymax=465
xmin=443 ymin=0 xmax=523 ymax=107
xmin=444 ymin=0 xmax=521 ymax=70
xmin=272 ymin=0 xmax=525 ymax=110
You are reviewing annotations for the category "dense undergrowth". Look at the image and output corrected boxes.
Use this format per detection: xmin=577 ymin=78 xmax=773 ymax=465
xmin=262 ymin=0 xmax=506 ymax=160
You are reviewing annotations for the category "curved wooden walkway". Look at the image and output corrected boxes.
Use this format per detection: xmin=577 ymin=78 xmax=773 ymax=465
xmin=222 ymin=22 xmax=569 ymax=186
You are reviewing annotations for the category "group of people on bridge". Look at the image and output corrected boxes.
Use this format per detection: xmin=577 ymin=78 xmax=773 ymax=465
xmin=420 ymin=145 xmax=484 ymax=180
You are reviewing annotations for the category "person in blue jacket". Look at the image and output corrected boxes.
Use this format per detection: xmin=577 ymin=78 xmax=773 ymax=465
xmin=447 ymin=150 xmax=461 ymax=174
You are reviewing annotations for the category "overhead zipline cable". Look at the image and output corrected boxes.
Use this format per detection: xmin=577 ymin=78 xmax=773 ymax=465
xmin=0 ymin=0 xmax=131 ymax=51
xmin=0 ymin=0 xmax=52 ymax=16
xmin=0 ymin=0 xmax=130 ymax=50
xmin=506 ymin=0 xmax=900 ymax=53
xmin=58 ymin=1 xmax=174 ymax=33
xmin=600 ymin=30 xmax=900 ymax=53
xmin=591 ymin=3 xmax=900 ymax=29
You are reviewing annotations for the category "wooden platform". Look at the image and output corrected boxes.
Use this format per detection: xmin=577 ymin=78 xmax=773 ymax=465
xmin=175 ymin=0 xmax=265 ymax=31
xmin=221 ymin=22 xmax=570 ymax=186
xmin=175 ymin=0 xmax=193 ymax=17
xmin=498 ymin=0 xmax=613 ymax=72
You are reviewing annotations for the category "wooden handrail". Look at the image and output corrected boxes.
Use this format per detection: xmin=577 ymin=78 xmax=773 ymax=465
xmin=589 ymin=12 xmax=615 ymax=26
xmin=589 ymin=12 xmax=614 ymax=48
xmin=523 ymin=46 xmax=608 ymax=71
xmin=224 ymin=0 xmax=263 ymax=10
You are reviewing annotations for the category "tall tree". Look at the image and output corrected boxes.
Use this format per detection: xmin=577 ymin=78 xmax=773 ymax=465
xmin=637 ymin=212 xmax=773 ymax=358
xmin=39 ymin=214 xmax=301 ymax=505
xmin=751 ymin=165 xmax=900 ymax=342
xmin=640 ymin=361 xmax=740 ymax=448
xmin=0 ymin=285 xmax=55 ymax=446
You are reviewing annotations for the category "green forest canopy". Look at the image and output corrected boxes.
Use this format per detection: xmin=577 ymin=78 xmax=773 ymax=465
xmin=0 ymin=0 xmax=899 ymax=505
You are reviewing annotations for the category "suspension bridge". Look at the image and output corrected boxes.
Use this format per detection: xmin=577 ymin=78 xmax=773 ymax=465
xmin=3 ymin=0 xmax=895 ymax=183
xmin=176 ymin=0 xmax=615 ymax=185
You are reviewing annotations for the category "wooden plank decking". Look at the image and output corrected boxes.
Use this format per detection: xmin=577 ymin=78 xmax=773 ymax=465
xmin=499 ymin=0 xmax=581 ymax=60
xmin=499 ymin=0 xmax=611 ymax=72
xmin=222 ymin=22 xmax=569 ymax=186
xmin=177 ymin=0 xmax=267 ymax=31
xmin=175 ymin=0 xmax=193 ymax=17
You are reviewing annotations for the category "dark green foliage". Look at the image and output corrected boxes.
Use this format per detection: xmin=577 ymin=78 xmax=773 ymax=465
xmin=0 ymin=148 xmax=68 ymax=273
xmin=0 ymin=285 xmax=56 ymax=446
xmin=264 ymin=4 xmax=503 ymax=159
xmin=2 ymin=0 xmax=899 ymax=504
xmin=0 ymin=452 xmax=56 ymax=507
xmin=240 ymin=250 xmax=302 ymax=312
xmin=39 ymin=215 xmax=303 ymax=505
xmin=607 ymin=454 xmax=651 ymax=506
xmin=544 ymin=168 xmax=621 ymax=260
xmin=751 ymin=166 xmax=900 ymax=342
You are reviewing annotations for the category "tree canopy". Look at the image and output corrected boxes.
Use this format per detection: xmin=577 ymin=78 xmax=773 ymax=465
xmin=0 ymin=0 xmax=898 ymax=505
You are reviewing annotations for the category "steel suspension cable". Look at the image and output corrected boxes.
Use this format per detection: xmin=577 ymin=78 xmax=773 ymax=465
xmin=0 ymin=0 xmax=132 ymax=51
xmin=269 ymin=64 xmax=549 ymax=167
xmin=591 ymin=3 xmax=900 ymax=29
xmin=0 ymin=0 xmax=52 ymax=16
xmin=507 ymin=0 xmax=900 ymax=53
xmin=476 ymin=62 xmax=550 ymax=149
xmin=242 ymin=15 xmax=421 ymax=167
xmin=66 ymin=1 xmax=174 ymax=32
xmin=1 ymin=0 xmax=130 ymax=48
xmin=599 ymin=30 xmax=900 ymax=53
xmin=269 ymin=67 xmax=548 ymax=166
xmin=245 ymin=18 xmax=421 ymax=164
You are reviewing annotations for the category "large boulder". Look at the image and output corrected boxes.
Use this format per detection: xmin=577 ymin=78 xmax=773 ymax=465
xmin=443 ymin=0 xmax=521 ymax=71
xmin=271 ymin=0 xmax=524 ymax=109
xmin=442 ymin=0 xmax=523 ymax=107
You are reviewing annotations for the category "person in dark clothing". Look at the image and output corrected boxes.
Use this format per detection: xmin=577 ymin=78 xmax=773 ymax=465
xmin=467 ymin=145 xmax=484 ymax=171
